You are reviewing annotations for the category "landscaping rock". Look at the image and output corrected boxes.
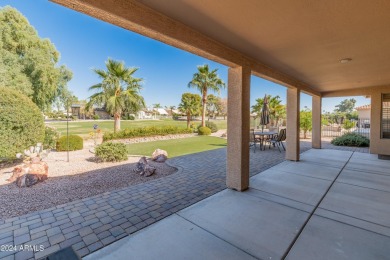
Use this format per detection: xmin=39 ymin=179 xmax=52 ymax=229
xmin=8 ymin=161 xmax=48 ymax=188
xmin=134 ymin=157 xmax=156 ymax=177
xmin=152 ymin=149 xmax=168 ymax=162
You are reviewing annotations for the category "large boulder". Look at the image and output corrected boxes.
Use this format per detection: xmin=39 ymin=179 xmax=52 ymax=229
xmin=134 ymin=157 xmax=156 ymax=177
xmin=8 ymin=160 xmax=48 ymax=187
xmin=151 ymin=149 xmax=168 ymax=162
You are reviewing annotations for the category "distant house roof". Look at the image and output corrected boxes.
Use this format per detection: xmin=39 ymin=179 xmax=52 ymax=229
xmin=71 ymin=104 xmax=81 ymax=108
xmin=356 ymin=103 xmax=390 ymax=110
xmin=156 ymin=108 xmax=168 ymax=115
xmin=355 ymin=104 xmax=371 ymax=110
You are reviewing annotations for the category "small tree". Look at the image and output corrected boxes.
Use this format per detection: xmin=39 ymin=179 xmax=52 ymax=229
xmin=343 ymin=119 xmax=355 ymax=131
xmin=300 ymin=109 xmax=312 ymax=139
xmin=178 ymin=93 xmax=201 ymax=128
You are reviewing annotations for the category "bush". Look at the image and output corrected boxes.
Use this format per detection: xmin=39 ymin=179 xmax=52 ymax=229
xmin=44 ymin=126 xmax=60 ymax=150
xmin=198 ymin=122 xmax=218 ymax=133
xmin=93 ymin=114 xmax=100 ymax=120
xmin=0 ymin=88 xmax=45 ymax=161
xmin=103 ymin=126 xmax=193 ymax=141
xmin=331 ymin=133 xmax=369 ymax=147
xmin=56 ymin=135 xmax=84 ymax=151
xmin=198 ymin=126 xmax=211 ymax=135
xmin=122 ymin=114 xmax=135 ymax=120
xmin=95 ymin=142 xmax=128 ymax=162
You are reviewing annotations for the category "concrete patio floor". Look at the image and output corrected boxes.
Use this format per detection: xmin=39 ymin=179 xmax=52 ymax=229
xmin=86 ymin=149 xmax=390 ymax=260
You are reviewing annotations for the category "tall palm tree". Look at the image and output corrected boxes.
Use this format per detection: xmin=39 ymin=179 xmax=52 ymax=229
xmin=188 ymin=65 xmax=225 ymax=127
xmin=87 ymin=59 xmax=145 ymax=132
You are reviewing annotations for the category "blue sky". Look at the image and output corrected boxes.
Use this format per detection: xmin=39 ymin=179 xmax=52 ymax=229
xmin=2 ymin=0 xmax=370 ymax=112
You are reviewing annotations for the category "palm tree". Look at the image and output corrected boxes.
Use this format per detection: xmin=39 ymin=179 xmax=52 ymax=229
xmin=188 ymin=65 xmax=225 ymax=127
xmin=178 ymin=93 xmax=201 ymax=128
xmin=251 ymin=95 xmax=285 ymax=127
xmin=87 ymin=59 xmax=145 ymax=132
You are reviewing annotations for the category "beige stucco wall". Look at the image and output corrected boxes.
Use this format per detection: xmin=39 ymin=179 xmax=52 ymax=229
xmin=370 ymin=90 xmax=390 ymax=155
xmin=358 ymin=109 xmax=370 ymax=119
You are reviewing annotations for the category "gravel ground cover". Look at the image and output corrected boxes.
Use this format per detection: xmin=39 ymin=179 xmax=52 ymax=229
xmin=0 ymin=141 xmax=177 ymax=220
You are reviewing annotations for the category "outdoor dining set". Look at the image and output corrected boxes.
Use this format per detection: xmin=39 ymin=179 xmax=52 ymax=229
xmin=250 ymin=128 xmax=286 ymax=152
xmin=250 ymin=94 xmax=286 ymax=153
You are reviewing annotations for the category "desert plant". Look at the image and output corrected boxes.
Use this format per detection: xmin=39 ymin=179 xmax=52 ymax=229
xmin=331 ymin=133 xmax=369 ymax=147
xmin=95 ymin=142 xmax=128 ymax=162
xmin=43 ymin=126 xmax=60 ymax=150
xmin=0 ymin=87 xmax=45 ymax=161
xmin=198 ymin=126 xmax=211 ymax=135
xmin=199 ymin=122 xmax=218 ymax=133
xmin=56 ymin=135 xmax=83 ymax=151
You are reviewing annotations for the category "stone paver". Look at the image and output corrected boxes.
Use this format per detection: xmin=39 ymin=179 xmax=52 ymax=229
xmin=0 ymin=140 xmax=367 ymax=259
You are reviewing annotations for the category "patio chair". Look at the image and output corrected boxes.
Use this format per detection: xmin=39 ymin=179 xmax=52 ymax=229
xmin=250 ymin=129 xmax=262 ymax=153
xmin=265 ymin=128 xmax=286 ymax=152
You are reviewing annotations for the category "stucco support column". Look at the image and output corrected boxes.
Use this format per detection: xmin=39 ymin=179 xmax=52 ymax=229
xmin=286 ymin=88 xmax=300 ymax=161
xmin=312 ymin=95 xmax=322 ymax=149
xmin=226 ymin=66 xmax=251 ymax=191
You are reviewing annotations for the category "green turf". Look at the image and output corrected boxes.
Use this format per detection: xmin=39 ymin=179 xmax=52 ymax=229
xmin=126 ymin=136 xmax=227 ymax=157
xmin=47 ymin=119 xmax=227 ymax=136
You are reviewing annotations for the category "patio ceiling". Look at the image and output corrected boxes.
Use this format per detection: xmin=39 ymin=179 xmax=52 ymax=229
xmin=137 ymin=0 xmax=390 ymax=93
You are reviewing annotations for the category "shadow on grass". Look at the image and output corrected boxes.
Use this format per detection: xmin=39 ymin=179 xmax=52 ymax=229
xmin=209 ymin=144 xmax=227 ymax=147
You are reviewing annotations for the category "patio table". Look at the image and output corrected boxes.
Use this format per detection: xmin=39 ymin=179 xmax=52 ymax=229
xmin=254 ymin=131 xmax=278 ymax=150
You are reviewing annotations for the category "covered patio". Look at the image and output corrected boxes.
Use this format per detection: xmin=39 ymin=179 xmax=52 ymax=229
xmin=86 ymin=149 xmax=390 ymax=259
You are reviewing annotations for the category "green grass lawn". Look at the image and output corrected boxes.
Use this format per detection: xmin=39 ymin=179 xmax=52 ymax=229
xmin=47 ymin=119 xmax=227 ymax=136
xmin=126 ymin=136 xmax=227 ymax=157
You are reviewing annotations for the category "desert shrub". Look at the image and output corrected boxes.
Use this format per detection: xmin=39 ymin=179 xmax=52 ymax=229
xmin=95 ymin=142 xmax=128 ymax=162
xmin=0 ymin=87 xmax=45 ymax=161
xmin=331 ymin=133 xmax=369 ymax=147
xmin=44 ymin=126 xmax=60 ymax=150
xmin=56 ymin=135 xmax=84 ymax=151
xmin=198 ymin=126 xmax=211 ymax=135
xmin=93 ymin=114 xmax=100 ymax=120
xmin=103 ymin=126 xmax=193 ymax=141
xmin=198 ymin=122 xmax=218 ymax=133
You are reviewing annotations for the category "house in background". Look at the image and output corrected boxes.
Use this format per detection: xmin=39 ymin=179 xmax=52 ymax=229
xmin=356 ymin=105 xmax=371 ymax=120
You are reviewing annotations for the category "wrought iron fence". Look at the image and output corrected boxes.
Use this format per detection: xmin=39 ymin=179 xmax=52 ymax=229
xmin=321 ymin=118 xmax=370 ymax=139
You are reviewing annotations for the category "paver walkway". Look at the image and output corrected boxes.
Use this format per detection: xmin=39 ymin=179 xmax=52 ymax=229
xmin=86 ymin=149 xmax=390 ymax=260
xmin=0 ymin=141 xmax=368 ymax=259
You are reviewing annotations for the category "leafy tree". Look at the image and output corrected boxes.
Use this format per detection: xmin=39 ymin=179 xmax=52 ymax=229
xmin=178 ymin=93 xmax=201 ymax=128
xmin=206 ymin=94 xmax=221 ymax=119
xmin=87 ymin=59 xmax=145 ymax=132
xmin=251 ymin=95 xmax=285 ymax=126
xmin=0 ymin=6 xmax=72 ymax=110
xmin=300 ymin=109 xmax=312 ymax=139
xmin=343 ymin=119 xmax=355 ymax=131
xmin=188 ymin=65 xmax=225 ymax=127
xmin=219 ymin=98 xmax=228 ymax=120
xmin=334 ymin=98 xmax=356 ymax=113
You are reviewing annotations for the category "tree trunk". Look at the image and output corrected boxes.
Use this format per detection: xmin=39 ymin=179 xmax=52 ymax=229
xmin=202 ymin=92 xmax=207 ymax=127
xmin=187 ymin=112 xmax=191 ymax=128
xmin=114 ymin=113 xmax=121 ymax=132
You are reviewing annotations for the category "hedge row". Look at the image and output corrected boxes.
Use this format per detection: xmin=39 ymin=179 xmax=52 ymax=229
xmin=103 ymin=126 xmax=193 ymax=141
